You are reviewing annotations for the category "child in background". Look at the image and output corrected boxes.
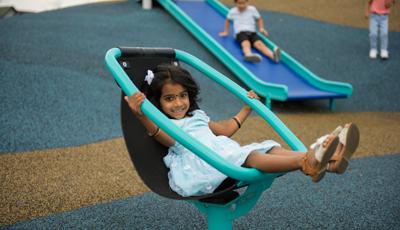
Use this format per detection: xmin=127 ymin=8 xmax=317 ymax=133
xmin=219 ymin=0 xmax=280 ymax=63
xmin=125 ymin=64 xmax=360 ymax=197
xmin=365 ymin=0 xmax=396 ymax=59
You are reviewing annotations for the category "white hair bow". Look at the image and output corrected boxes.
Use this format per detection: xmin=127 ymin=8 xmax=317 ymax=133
xmin=144 ymin=70 xmax=154 ymax=85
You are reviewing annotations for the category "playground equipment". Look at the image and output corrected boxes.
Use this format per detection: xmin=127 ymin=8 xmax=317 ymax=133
xmin=156 ymin=0 xmax=353 ymax=109
xmin=105 ymin=47 xmax=307 ymax=229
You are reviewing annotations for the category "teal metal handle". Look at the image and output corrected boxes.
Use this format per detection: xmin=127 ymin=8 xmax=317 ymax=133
xmin=105 ymin=47 xmax=306 ymax=183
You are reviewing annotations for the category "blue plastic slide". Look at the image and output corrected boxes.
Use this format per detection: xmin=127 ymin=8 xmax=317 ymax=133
xmin=157 ymin=0 xmax=353 ymax=109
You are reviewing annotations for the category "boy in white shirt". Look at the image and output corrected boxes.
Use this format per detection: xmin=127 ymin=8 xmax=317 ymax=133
xmin=219 ymin=0 xmax=280 ymax=63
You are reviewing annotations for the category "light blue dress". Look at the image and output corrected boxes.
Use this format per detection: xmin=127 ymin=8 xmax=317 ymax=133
xmin=163 ymin=110 xmax=280 ymax=197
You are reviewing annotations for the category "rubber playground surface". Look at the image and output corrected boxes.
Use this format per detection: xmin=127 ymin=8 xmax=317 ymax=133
xmin=1 ymin=0 xmax=399 ymax=229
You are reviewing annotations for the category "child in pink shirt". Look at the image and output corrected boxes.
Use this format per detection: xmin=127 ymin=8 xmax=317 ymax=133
xmin=365 ymin=0 xmax=396 ymax=59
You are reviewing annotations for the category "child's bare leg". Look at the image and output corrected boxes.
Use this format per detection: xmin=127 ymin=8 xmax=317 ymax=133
xmin=268 ymin=146 xmax=305 ymax=157
xmin=268 ymin=135 xmax=336 ymax=157
xmin=253 ymin=40 xmax=274 ymax=59
xmin=241 ymin=40 xmax=253 ymax=56
xmin=244 ymin=151 xmax=303 ymax=173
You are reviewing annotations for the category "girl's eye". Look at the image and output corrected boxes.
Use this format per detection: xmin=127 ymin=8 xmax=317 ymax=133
xmin=180 ymin=92 xmax=189 ymax=98
xmin=165 ymin=96 xmax=175 ymax=102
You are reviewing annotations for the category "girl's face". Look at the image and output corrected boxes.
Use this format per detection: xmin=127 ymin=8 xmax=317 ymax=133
xmin=159 ymin=82 xmax=190 ymax=119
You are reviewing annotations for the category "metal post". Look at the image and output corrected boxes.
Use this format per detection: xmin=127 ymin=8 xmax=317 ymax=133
xmin=265 ymin=96 xmax=271 ymax=109
xmin=207 ymin=206 xmax=233 ymax=230
xmin=329 ymin=98 xmax=336 ymax=111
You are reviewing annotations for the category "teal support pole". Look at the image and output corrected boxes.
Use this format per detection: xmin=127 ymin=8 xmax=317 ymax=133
xmin=265 ymin=96 xmax=271 ymax=109
xmin=329 ymin=98 xmax=336 ymax=111
xmin=191 ymin=181 xmax=273 ymax=229
xmin=207 ymin=206 xmax=233 ymax=230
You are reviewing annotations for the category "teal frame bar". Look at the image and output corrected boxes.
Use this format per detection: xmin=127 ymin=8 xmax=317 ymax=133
xmin=105 ymin=47 xmax=307 ymax=229
xmin=105 ymin=47 xmax=306 ymax=182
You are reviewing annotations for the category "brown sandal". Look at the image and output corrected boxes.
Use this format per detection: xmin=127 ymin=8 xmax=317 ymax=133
xmin=302 ymin=135 xmax=339 ymax=182
xmin=328 ymin=123 xmax=360 ymax=174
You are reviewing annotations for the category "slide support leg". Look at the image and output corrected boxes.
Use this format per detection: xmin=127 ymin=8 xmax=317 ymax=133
xmin=264 ymin=96 xmax=271 ymax=109
xmin=329 ymin=98 xmax=336 ymax=111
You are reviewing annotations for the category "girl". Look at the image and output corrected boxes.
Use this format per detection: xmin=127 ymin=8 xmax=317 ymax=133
xmin=365 ymin=0 xmax=396 ymax=59
xmin=125 ymin=64 xmax=359 ymax=197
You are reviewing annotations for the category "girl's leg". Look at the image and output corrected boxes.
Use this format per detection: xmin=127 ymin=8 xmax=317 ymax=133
xmin=253 ymin=40 xmax=274 ymax=59
xmin=379 ymin=15 xmax=389 ymax=55
xmin=268 ymin=133 xmax=337 ymax=157
xmin=244 ymin=135 xmax=338 ymax=179
xmin=369 ymin=14 xmax=378 ymax=52
xmin=268 ymin=146 xmax=305 ymax=157
xmin=244 ymin=151 xmax=303 ymax=173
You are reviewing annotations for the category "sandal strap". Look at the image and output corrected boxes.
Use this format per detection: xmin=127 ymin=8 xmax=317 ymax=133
xmin=331 ymin=125 xmax=343 ymax=136
xmin=330 ymin=153 xmax=340 ymax=161
xmin=327 ymin=161 xmax=337 ymax=172
xmin=310 ymin=126 xmax=342 ymax=150
xmin=301 ymin=153 xmax=324 ymax=176
xmin=301 ymin=157 xmax=315 ymax=176
xmin=310 ymin=134 xmax=329 ymax=150
xmin=338 ymin=126 xmax=348 ymax=145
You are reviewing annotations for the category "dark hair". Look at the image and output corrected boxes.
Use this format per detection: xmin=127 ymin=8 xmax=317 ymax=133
xmin=141 ymin=64 xmax=200 ymax=117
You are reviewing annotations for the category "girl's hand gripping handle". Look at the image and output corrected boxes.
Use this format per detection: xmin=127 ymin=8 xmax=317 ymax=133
xmin=124 ymin=92 xmax=146 ymax=117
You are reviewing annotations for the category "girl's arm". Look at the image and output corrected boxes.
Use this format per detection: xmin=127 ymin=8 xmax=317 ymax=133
xmin=219 ymin=19 xmax=230 ymax=36
xmin=385 ymin=0 xmax=395 ymax=8
xmin=124 ymin=92 xmax=176 ymax=147
xmin=256 ymin=18 xmax=269 ymax=36
xmin=209 ymin=91 xmax=259 ymax=137
xmin=365 ymin=0 xmax=373 ymax=18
